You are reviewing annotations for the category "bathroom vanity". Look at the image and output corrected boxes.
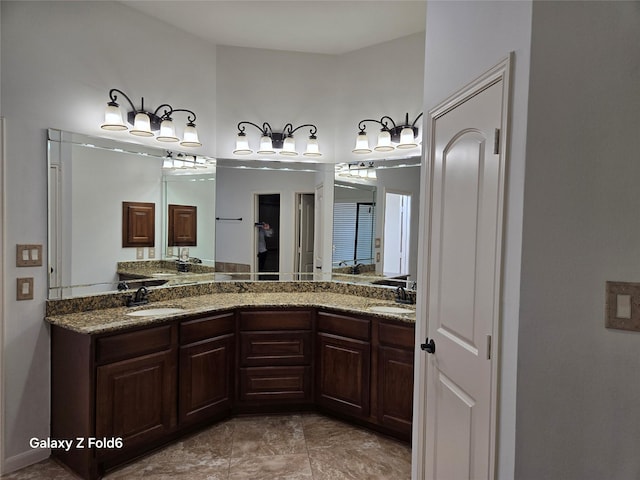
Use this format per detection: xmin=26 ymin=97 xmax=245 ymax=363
xmin=47 ymin=286 xmax=415 ymax=480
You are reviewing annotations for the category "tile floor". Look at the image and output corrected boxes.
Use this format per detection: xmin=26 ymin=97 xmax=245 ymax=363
xmin=1 ymin=413 xmax=412 ymax=479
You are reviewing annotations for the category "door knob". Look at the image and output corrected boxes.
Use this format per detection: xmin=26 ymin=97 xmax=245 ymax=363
xmin=420 ymin=338 xmax=436 ymax=354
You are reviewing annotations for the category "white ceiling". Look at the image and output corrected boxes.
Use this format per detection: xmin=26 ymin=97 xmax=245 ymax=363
xmin=121 ymin=0 xmax=427 ymax=55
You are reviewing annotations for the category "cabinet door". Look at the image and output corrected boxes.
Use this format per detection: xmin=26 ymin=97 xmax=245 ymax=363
xmin=96 ymin=349 xmax=176 ymax=453
xmin=179 ymin=334 xmax=234 ymax=426
xmin=378 ymin=345 xmax=414 ymax=439
xmin=316 ymin=332 xmax=370 ymax=418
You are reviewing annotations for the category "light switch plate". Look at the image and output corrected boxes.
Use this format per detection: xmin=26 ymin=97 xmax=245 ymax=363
xmin=148 ymin=247 xmax=156 ymax=259
xmin=17 ymin=277 xmax=34 ymax=300
xmin=606 ymin=281 xmax=640 ymax=331
xmin=16 ymin=244 xmax=43 ymax=267
xmin=136 ymin=248 xmax=144 ymax=260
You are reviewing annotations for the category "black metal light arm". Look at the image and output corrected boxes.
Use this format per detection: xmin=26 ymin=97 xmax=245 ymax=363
xmin=167 ymin=108 xmax=197 ymax=124
xmin=108 ymin=88 xmax=138 ymax=112
xmin=284 ymin=123 xmax=318 ymax=137
xmin=237 ymin=121 xmax=271 ymax=136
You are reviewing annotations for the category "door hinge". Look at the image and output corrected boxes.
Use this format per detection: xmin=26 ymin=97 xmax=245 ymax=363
xmin=486 ymin=334 xmax=492 ymax=360
xmin=493 ymin=128 xmax=500 ymax=155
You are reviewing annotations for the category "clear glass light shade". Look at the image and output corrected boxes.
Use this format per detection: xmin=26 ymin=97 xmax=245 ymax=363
xmin=156 ymin=119 xmax=179 ymax=142
xmin=162 ymin=158 xmax=174 ymax=169
xmin=280 ymin=136 xmax=298 ymax=156
xmin=257 ymin=135 xmax=276 ymax=155
xmin=397 ymin=127 xmax=418 ymax=149
xmin=130 ymin=112 xmax=154 ymax=137
xmin=233 ymin=133 xmax=252 ymax=155
xmin=352 ymin=132 xmax=372 ymax=154
xmin=180 ymin=124 xmax=202 ymax=148
xmin=303 ymin=136 xmax=322 ymax=157
xmin=374 ymin=130 xmax=394 ymax=152
xmin=101 ymin=104 xmax=127 ymax=131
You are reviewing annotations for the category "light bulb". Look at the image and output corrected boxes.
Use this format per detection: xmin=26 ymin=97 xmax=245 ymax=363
xmin=257 ymin=135 xmax=275 ymax=155
xmin=233 ymin=132 xmax=252 ymax=155
xmin=157 ymin=118 xmax=179 ymax=142
xmin=130 ymin=112 xmax=153 ymax=137
xmin=304 ymin=135 xmax=322 ymax=157
xmin=101 ymin=103 xmax=127 ymax=131
xmin=280 ymin=135 xmax=298 ymax=156
xmin=352 ymin=132 xmax=372 ymax=154
xmin=180 ymin=123 xmax=202 ymax=147
xmin=397 ymin=127 xmax=418 ymax=149
xmin=374 ymin=129 xmax=394 ymax=152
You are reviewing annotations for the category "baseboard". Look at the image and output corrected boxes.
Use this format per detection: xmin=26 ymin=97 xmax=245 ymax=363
xmin=2 ymin=448 xmax=50 ymax=475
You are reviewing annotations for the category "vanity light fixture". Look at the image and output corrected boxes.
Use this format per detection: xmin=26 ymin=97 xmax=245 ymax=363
xmin=352 ymin=112 xmax=423 ymax=154
xmin=233 ymin=121 xmax=322 ymax=157
xmin=162 ymin=151 xmax=209 ymax=170
xmin=101 ymin=88 xmax=202 ymax=148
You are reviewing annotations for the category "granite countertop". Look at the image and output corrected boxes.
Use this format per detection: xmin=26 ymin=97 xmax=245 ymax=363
xmin=45 ymin=292 xmax=416 ymax=335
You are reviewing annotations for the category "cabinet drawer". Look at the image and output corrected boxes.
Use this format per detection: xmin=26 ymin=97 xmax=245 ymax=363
xmin=180 ymin=312 xmax=235 ymax=345
xmin=96 ymin=325 xmax=174 ymax=364
xmin=240 ymin=331 xmax=311 ymax=366
xmin=378 ymin=321 xmax=415 ymax=350
xmin=239 ymin=366 xmax=311 ymax=403
xmin=317 ymin=311 xmax=370 ymax=341
xmin=239 ymin=310 xmax=312 ymax=331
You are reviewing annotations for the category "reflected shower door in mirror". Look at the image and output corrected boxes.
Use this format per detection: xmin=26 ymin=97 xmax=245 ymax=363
xmin=47 ymin=129 xmax=216 ymax=298
xmin=332 ymin=157 xmax=421 ymax=284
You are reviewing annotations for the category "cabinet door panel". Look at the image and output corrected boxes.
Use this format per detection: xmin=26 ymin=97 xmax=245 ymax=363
xmin=96 ymin=349 xmax=176 ymax=453
xmin=179 ymin=334 xmax=234 ymax=425
xmin=316 ymin=332 xmax=370 ymax=418
xmin=378 ymin=346 xmax=414 ymax=438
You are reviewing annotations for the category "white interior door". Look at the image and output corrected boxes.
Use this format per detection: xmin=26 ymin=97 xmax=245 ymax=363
xmin=296 ymin=193 xmax=315 ymax=279
xmin=314 ymin=183 xmax=324 ymax=275
xmin=383 ymin=191 xmax=411 ymax=277
xmin=415 ymin=58 xmax=510 ymax=480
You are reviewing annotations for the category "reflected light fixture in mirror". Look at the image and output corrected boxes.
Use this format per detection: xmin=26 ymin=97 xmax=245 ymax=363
xmin=101 ymin=88 xmax=202 ymax=147
xmin=233 ymin=121 xmax=322 ymax=157
xmin=352 ymin=112 xmax=423 ymax=154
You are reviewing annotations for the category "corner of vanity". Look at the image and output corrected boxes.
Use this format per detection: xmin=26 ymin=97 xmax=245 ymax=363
xmin=46 ymin=281 xmax=416 ymax=480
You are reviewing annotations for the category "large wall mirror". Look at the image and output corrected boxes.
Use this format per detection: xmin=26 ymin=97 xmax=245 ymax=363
xmin=47 ymin=129 xmax=217 ymax=298
xmin=47 ymin=129 xmax=420 ymax=299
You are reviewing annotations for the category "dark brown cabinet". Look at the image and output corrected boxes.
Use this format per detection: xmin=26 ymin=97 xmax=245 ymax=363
xmin=168 ymin=204 xmax=197 ymax=246
xmin=377 ymin=321 xmax=415 ymax=439
xmin=316 ymin=311 xmax=371 ymax=418
xmin=50 ymin=305 xmax=414 ymax=480
xmin=95 ymin=349 xmax=176 ymax=452
xmin=51 ymin=323 xmax=177 ymax=480
xmin=237 ymin=309 xmax=313 ymax=409
xmin=179 ymin=312 xmax=235 ymax=426
xmin=122 ymin=201 xmax=155 ymax=247
xmin=316 ymin=311 xmax=415 ymax=441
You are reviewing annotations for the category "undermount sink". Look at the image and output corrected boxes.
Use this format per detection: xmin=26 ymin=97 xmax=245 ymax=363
xmin=125 ymin=307 xmax=185 ymax=317
xmin=367 ymin=305 xmax=414 ymax=314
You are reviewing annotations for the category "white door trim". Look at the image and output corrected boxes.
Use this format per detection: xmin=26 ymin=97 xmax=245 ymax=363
xmin=0 ymin=118 xmax=5 ymax=475
xmin=412 ymin=54 xmax=512 ymax=480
